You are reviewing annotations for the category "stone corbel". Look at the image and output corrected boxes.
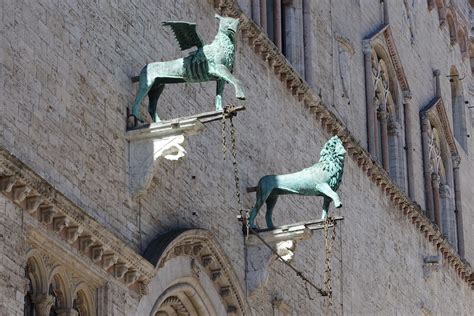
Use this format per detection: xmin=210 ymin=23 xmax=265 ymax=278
xmin=245 ymin=217 xmax=342 ymax=295
xmin=126 ymin=118 xmax=204 ymax=198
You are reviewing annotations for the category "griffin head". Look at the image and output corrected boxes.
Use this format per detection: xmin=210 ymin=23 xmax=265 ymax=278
xmin=216 ymin=15 xmax=240 ymax=39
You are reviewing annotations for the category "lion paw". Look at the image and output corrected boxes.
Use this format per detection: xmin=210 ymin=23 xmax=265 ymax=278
xmin=335 ymin=202 xmax=343 ymax=208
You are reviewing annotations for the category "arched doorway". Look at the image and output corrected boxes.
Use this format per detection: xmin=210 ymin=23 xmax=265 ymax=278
xmin=137 ymin=229 xmax=250 ymax=316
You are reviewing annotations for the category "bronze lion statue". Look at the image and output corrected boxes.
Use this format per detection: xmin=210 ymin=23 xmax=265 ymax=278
xmin=248 ymin=136 xmax=346 ymax=229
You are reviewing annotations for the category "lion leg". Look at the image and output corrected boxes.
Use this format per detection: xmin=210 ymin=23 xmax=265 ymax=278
xmin=320 ymin=197 xmax=330 ymax=219
xmin=215 ymin=79 xmax=225 ymax=111
xmin=209 ymin=65 xmax=245 ymax=100
xmin=148 ymin=84 xmax=165 ymax=123
xmin=265 ymin=194 xmax=278 ymax=229
xmin=131 ymin=68 xmax=153 ymax=122
xmin=316 ymin=183 xmax=342 ymax=208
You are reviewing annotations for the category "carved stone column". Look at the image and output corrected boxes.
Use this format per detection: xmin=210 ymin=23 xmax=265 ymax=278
xmin=439 ymin=184 xmax=451 ymax=239
xmin=33 ymin=294 xmax=55 ymax=316
xmin=378 ymin=106 xmax=390 ymax=171
xmin=421 ymin=114 xmax=434 ymax=219
xmin=452 ymin=155 xmax=465 ymax=258
xmin=403 ymin=92 xmax=415 ymax=200
xmin=363 ymin=41 xmax=377 ymax=158
xmin=388 ymin=119 xmax=405 ymax=190
xmin=431 ymin=173 xmax=441 ymax=228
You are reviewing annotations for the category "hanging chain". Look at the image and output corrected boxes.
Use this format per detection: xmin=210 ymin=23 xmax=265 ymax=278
xmin=323 ymin=216 xmax=337 ymax=308
xmin=221 ymin=112 xmax=227 ymax=159
xmin=221 ymin=105 xmax=248 ymax=234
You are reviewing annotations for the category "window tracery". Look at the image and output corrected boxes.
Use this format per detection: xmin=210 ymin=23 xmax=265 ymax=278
xmin=370 ymin=47 xmax=406 ymax=190
xmin=421 ymin=102 xmax=460 ymax=251
xmin=24 ymin=252 xmax=96 ymax=316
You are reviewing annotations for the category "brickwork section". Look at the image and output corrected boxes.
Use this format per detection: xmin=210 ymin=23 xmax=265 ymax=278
xmin=1 ymin=0 xmax=474 ymax=314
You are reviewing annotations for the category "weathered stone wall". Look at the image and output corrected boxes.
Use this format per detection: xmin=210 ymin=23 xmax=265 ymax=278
xmin=1 ymin=0 xmax=473 ymax=314
xmin=0 ymin=197 xmax=26 ymax=315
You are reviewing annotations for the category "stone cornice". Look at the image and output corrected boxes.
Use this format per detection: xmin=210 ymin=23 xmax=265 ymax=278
xmin=212 ymin=0 xmax=473 ymax=289
xmin=0 ymin=148 xmax=155 ymax=295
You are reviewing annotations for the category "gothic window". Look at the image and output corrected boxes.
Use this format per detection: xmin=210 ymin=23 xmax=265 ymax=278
xmin=425 ymin=124 xmax=457 ymax=247
xmin=370 ymin=48 xmax=406 ymax=189
xmin=450 ymin=67 xmax=467 ymax=151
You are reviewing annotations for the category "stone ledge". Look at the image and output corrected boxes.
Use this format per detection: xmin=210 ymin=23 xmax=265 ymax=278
xmin=0 ymin=148 xmax=155 ymax=295
xmin=212 ymin=0 xmax=474 ymax=289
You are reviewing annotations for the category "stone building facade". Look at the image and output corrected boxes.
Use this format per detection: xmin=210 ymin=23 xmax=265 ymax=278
xmin=1 ymin=0 xmax=474 ymax=315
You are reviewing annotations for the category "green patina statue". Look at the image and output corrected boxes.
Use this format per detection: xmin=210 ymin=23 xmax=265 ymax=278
xmin=130 ymin=15 xmax=245 ymax=123
xmin=249 ymin=136 xmax=346 ymax=229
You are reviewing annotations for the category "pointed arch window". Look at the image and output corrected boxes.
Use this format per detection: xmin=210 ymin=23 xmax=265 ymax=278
xmin=420 ymin=97 xmax=463 ymax=253
xmin=370 ymin=47 xmax=407 ymax=190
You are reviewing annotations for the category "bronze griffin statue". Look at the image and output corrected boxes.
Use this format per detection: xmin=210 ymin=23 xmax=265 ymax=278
xmin=249 ymin=136 xmax=346 ymax=229
xmin=130 ymin=15 xmax=245 ymax=123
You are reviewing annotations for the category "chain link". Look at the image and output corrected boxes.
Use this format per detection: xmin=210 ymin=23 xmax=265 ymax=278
xmin=323 ymin=216 xmax=337 ymax=309
xmin=221 ymin=105 xmax=248 ymax=234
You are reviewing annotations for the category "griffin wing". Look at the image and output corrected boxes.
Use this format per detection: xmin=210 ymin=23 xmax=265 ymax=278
xmin=162 ymin=21 xmax=204 ymax=51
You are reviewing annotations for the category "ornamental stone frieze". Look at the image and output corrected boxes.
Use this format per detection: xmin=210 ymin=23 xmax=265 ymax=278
xmin=0 ymin=148 xmax=155 ymax=295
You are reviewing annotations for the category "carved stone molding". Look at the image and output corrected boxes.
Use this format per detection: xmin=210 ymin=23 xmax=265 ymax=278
xmin=210 ymin=0 xmax=473 ymax=290
xmin=143 ymin=229 xmax=250 ymax=315
xmin=127 ymin=119 xmax=205 ymax=198
xmin=0 ymin=148 xmax=155 ymax=294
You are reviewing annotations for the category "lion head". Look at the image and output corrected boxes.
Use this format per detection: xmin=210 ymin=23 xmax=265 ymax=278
xmin=319 ymin=136 xmax=346 ymax=190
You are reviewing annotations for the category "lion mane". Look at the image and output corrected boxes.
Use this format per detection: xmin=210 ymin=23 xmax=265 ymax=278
xmin=319 ymin=136 xmax=345 ymax=191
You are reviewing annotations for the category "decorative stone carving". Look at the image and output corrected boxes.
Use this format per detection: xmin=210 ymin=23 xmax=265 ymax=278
xmin=113 ymin=262 xmax=128 ymax=279
xmin=220 ymin=286 xmax=231 ymax=298
xmin=124 ymin=270 xmax=138 ymax=285
xmin=245 ymin=217 xmax=342 ymax=295
xmin=127 ymin=119 xmax=204 ymax=198
xmin=211 ymin=269 xmax=222 ymax=281
xmin=90 ymin=245 xmax=104 ymax=263
xmin=66 ymin=226 xmax=83 ymax=244
xmin=40 ymin=206 xmax=56 ymax=225
xmin=102 ymin=253 xmax=118 ymax=270
xmin=12 ymin=185 xmax=31 ymax=203
xmin=0 ymin=175 xmax=16 ymax=192
xmin=25 ymin=196 xmax=43 ymax=214
xmin=33 ymin=293 xmax=55 ymax=316
xmin=78 ymin=235 xmax=94 ymax=252
xmin=53 ymin=216 xmax=69 ymax=233
xmin=201 ymin=254 xmax=213 ymax=268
